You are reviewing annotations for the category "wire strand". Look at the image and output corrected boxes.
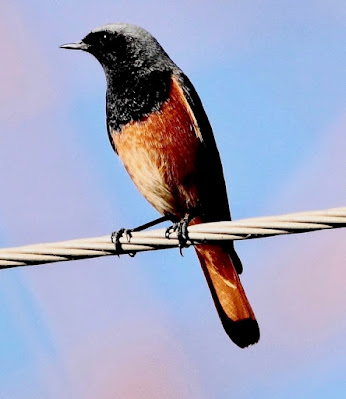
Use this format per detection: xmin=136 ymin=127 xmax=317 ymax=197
xmin=0 ymin=206 xmax=345 ymax=269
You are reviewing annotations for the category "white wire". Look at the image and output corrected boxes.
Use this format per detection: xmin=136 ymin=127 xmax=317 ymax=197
xmin=0 ymin=206 xmax=345 ymax=268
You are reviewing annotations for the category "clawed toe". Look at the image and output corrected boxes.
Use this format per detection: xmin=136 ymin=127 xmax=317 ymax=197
xmin=111 ymin=228 xmax=133 ymax=255
xmin=111 ymin=216 xmax=173 ymax=257
xmin=165 ymin=213 xmax=193 ymax=256
xmin=165 ymin=224 xmax=176 ymax=239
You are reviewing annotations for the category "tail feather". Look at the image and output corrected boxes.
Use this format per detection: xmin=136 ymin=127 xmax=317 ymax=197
xmin=195 ymin=244 xmax=259 ymax=348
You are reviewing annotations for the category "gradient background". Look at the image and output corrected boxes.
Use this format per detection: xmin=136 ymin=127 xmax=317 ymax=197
xmin=0 ymin=1 xmax=345 ymax=398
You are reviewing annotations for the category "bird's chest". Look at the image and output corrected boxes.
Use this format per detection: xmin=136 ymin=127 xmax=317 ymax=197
xmin=110 ymin=82 xmax=202 ymax=216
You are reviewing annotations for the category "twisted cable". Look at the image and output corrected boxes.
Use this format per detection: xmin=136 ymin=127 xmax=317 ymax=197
xmin=0 ymin=206 xmax=345 ymax=269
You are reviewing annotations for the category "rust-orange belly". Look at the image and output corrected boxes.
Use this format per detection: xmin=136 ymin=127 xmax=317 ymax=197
xmin=110 ymin=76 xmax=203 ymax=218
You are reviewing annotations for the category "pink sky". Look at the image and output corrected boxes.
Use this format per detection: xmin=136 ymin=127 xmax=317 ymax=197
xmin=0 ymin=1 xmax=345 ymax=397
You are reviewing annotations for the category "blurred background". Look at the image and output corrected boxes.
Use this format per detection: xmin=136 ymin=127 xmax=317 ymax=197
xmin=0 ymin=1 xmax=345 ymax=398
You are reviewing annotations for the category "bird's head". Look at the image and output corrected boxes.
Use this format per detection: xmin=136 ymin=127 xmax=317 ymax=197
xmin=60 ymin=23 xmax=173 ymax=76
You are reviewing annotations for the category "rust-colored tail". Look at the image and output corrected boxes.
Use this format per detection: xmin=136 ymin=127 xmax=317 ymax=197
xmin=195 ymin=244 xmax=259 ymax=348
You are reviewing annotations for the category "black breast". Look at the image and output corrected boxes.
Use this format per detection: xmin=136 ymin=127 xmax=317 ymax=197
xmin=106 ymin=69 xmax=172 ymax=132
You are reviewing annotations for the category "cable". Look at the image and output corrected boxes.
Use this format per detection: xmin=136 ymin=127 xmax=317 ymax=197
xmin=0 ymin=206 xmax=345 ymax=269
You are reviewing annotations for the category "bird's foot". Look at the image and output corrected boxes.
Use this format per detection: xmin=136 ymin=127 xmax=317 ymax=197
xmin=111 ymin=228 xmax=134 ymax=257
xmin=165 ymin=213 xmax=193 ymax=256
xmin=111 ymin=215 xmax=171 ymax=257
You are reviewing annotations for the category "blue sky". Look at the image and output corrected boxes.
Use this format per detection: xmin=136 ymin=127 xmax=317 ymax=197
xmin=0 ymin=1 xmax=345 ymax=398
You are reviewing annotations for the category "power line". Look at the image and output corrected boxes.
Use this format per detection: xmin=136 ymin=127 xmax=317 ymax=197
xmin=0 ymin=206 xmax=345 ymax=269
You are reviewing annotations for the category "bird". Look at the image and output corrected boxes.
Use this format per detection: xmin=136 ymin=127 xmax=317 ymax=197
xmin=61 ymin=23 xmax=259 ymax=348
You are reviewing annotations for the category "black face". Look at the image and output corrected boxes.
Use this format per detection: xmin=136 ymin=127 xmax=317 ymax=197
xmin=76 ymin=25 xmax=176 ymax=78
xmin=82 ymin=30 xmax=129 ymax=66
xmin=61 ymin=24 xmax=178 ymax=131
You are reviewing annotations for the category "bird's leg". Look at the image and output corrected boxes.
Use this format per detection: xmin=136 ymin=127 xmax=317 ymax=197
xmin=131 ymin=215 xmax=172 ymax=232
xmin=111 ymin=215 xmax=171 ymax=255
xmin=165 ymin=212 xmax=194 ymax=256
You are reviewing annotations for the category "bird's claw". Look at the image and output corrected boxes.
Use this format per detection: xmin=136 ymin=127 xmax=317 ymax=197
xmin=165 ymin=224 xmax=176 ymax=239
xmin=111 ymin=228 xmax=134 ymax=256
xmin=165 ymin=214 xmax=192 ymax=256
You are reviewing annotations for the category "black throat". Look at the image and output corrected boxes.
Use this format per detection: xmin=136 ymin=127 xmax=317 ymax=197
xmin=105 ymin=68 xmax=172 ymax=132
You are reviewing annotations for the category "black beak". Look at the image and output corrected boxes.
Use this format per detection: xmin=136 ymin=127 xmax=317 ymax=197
xmin=60 ymin=41 xmax=89 ymax=51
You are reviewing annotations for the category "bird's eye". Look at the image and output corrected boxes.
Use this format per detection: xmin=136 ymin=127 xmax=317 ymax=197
xmin=103 ymin=34 xmax=108 ymax=40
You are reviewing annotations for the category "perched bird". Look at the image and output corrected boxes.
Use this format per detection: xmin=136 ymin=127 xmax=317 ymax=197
xmin=61 ymin=23 xmax=259 ymax=347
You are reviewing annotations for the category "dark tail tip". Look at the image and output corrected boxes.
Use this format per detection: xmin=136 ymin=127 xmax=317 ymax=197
xmin=223 ymin=318 xmax=260 ymax=348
